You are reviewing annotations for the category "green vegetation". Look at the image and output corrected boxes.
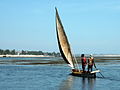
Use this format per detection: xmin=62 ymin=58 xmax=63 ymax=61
xmin=0 ymin=49 xmax=60 ymax=57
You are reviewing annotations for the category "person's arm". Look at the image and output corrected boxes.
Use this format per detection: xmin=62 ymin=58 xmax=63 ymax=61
xmin=93 ymin=59 xmax=96 ymax=68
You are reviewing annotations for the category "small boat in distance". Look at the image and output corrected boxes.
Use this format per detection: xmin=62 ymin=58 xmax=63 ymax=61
xmin=55 ymin=7 xmax=100 ymax=78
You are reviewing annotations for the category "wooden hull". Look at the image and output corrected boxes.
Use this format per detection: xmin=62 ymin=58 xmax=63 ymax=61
xmin=71 ymin=69 xmax=97 ymax=78
xmin=71 ymin=72 xmax=96 ymax=78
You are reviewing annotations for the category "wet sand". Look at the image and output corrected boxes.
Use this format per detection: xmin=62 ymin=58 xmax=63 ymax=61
xmin=0 ymin=56 xmax=120 ymax=65
xmin=0 ymin=55 xmax=52 ymax=57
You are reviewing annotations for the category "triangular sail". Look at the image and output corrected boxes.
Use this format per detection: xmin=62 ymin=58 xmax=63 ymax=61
xmin=55 ymin=8 xmax=75 ymax=69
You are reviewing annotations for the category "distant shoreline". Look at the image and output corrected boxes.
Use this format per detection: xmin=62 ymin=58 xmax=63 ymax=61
xmin=0 ymin=55 xmax=53 ymax=57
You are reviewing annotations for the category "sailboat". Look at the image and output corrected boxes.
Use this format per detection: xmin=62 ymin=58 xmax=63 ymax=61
xmin=55 ymin=8 xmax=100 ymax=78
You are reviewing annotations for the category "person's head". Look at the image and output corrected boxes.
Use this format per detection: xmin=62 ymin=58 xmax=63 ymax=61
xmin=90 ymin=54 xmax=93 ymax=58
xmin=81 ymin=54 xmax=84 ymax=57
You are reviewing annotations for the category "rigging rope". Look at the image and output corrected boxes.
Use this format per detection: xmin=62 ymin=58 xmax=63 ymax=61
xmin=71 ymin=47 xmax=80 ymax=71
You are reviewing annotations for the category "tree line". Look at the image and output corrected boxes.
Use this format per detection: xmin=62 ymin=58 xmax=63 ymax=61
xmin=0 ymin=49 xmax=61 ymax=57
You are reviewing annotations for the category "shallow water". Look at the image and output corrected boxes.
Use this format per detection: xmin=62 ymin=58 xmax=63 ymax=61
xmin=0 ymin=57 xmax=120 ymax=90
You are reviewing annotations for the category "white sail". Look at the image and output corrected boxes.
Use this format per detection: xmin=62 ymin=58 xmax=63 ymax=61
xmin=55 ymin=8 xmax=75 ymax=69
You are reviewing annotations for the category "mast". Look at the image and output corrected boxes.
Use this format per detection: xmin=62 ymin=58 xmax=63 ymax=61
xmin=55 ymin=7 xmax=75 ymax=69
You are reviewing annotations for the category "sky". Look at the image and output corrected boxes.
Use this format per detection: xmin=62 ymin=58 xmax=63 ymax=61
xmin=0 ymin=0 xmax=120 ymax=54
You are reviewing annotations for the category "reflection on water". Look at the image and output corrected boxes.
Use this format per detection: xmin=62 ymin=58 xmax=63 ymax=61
xmin=88 ymin=78 xmax=96 ymax=90
xmin=59 ymin=76 xmax=96 ymax=90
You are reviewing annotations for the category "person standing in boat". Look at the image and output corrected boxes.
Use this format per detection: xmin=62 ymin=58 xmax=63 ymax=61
xmin=81 ymin=54 xmax=87 ymax=72
xmin=88 ymin=54 xmax=95 ymax=72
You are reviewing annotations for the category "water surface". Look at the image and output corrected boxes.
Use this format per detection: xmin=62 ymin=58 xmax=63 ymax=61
xmin=0 ymin=57 xmax=120 ymax=90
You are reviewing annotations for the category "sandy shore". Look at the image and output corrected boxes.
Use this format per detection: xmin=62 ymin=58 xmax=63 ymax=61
xmin=0 ymin=55 xmax=120 ymax=65
xmin=0 ymin=55 xmax=52 ymax=57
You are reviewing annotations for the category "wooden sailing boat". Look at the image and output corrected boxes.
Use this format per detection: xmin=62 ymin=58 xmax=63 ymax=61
xmin=55 ymin=8 xmax=100 ymax=78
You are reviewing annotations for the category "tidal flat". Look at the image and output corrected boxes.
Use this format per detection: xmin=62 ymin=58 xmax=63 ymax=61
xmin=0 ymin=57 xmax=120 ymax=90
